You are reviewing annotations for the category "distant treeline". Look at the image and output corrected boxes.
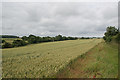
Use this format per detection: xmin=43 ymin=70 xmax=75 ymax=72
xmin=1 ymin=35 xmax=79 ymax=48
xmin=103 ymin=26 xmax=120 ymax=43
xmin=0 ymin=35 xmax=19 ymax=38
xmin=80 ymin=37 xmax=101 ymax=39
xmin=1 ymin=34 xmax=102 ymax=49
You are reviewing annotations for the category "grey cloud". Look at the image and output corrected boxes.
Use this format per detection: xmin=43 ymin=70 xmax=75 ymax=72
xmin=2 ymin=2 xmax=118 ymax=37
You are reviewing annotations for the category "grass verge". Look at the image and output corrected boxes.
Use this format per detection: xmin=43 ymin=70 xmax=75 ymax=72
xmin=56 ymin=41 xmax=118 ymax=78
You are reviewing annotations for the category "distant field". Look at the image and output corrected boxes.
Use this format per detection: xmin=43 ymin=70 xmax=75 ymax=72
xmin=2 ymin=38 xmax=21 ymax=43
xmin=2 ymin=39 xmax=102 ymax=78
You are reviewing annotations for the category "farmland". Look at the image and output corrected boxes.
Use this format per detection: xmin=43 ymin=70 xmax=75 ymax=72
xmin=2 ymin=38 xmax=21 ymax=43
xmin=57 ymin=41 xmax=118 ymax=78
xmin=2 ymin=39 xmax=102 ymax=78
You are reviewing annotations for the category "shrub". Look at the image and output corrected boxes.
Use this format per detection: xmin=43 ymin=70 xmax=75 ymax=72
xmin=113 ymin=33 xmax=120 ymax=43
xmin=105 ymin=36 xmax=112 ymax=42
xmin=81 ymin=37 xmax=85 ymax=39
xmin=28 ymin=35 xmax=37 ymax=44
xmin=104 ymin=26 xmax=119 ymax=42
xmin=2 ymin=42 xmax=13 ymax=48
xmin=12 ymin=40 xmax=27 ymax=47
xmin=21 ymin=36 xmax=28 ymax=41
xmin=55 ymin=35 xmax=63 ymax=41
xmin=2 ymin=40 xmax=6 ymax=43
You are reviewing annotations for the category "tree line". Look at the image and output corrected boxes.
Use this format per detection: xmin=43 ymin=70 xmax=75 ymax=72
xmin=103 ymin=26 xmax=120 ymax=43
xmin=2 ymin=35 xmax=79 ymax=48
xmin=0 ymin=35 xmax=19 ymax=38
xmin=1 ymin=34 xmax=102 ymax=49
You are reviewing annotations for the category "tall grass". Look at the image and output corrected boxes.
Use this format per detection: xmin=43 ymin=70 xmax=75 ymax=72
xmin=56 ymin=41 xmax=118 ymax=78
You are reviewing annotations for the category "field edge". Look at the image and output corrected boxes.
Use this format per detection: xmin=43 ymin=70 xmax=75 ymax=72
xmin=53 ymin=41 xmax=102 ymax=78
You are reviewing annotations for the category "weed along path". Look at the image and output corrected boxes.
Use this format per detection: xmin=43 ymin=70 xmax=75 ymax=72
xmin=56 ymin=42 xmax=118 ymax=78
xmin=2 ymin=39 xmax=102 ymax=78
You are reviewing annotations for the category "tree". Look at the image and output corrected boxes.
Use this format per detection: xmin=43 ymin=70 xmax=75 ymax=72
xmin=81 ymin=37 xmax=85 ymax=39
xmin=62 ymin=36 xmax=67 ymax=40
xmin=2 ymin=34 xmax=80 ymax=49
xmin=1 ymin=35 xmax=19 ymax=38
xmin=35 ymin=36 xmax=41 ymax=43
xmin=12 ymin=40 xmax=27 ymax=47
xmin=103 ymin=26 xmax=119 ymax=42
xmin=55 ymin=35 xmax=63 ymax=41
xmin=2 ymin=40 xmax=6 ymax=43
xmin=114 ymin=32 xmax=120 ymax=43
xmin=104 ymin=26 xmax=118 ymax=37
xmin=28 ymin=34 xmax=37 ymax=44
xmin=75 ymin=37 xmax=78 ymax=39
xmin=21 ymin=36 xmax=28 ymax=41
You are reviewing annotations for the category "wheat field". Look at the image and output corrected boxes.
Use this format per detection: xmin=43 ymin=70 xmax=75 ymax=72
xmin=2 ymin=39 xmax=102 ymax=78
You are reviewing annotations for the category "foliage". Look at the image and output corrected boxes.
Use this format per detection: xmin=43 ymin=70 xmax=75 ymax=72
xmin=21 ymin=34 xmax=78 ymax=45
xmin=2 ymin=40 xmax=6 ymax=43
xmin=55 ymin=35 xmax=63 ymax=41
xmin=112 ymin=33 xmax=120 ymax=43
xmin=115 ymin=32 xmax=120 ymax=43
xmin=2 ymin=35 xmax=79 ymax=49
xmin=0 ymin=35 xmax=19 ymax=38
xmin=21 ymin=36 xmax=28 ymax=41
xmin=28 ymin=34 xmax=38 ymax=44
xmin=2 ymin=42 xmax=13 ymax=48
xmin=2 ymin=38 xmax=21 ymax=44
xmin=12 ymin=40 xmax=27 ymax=47
xmin=81 ymin=37 xmax=91 ymax=39
xmin=105 ymin=26 xmax=118 ymax=36
xmin=103 ymin=26 xmax=119 ymax=42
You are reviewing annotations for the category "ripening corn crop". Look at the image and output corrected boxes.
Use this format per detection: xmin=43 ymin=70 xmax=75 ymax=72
xmin=2 ymin=39 xmax=102 ymax=78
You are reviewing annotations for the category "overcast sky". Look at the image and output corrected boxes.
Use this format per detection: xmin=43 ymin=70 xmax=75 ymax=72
xmin=2 ymin=2 xmax=118 ymax=37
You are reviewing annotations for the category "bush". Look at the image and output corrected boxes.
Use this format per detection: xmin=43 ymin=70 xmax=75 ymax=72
xmin=103 ymin=36 xmax=112 ymax=42
xmin=28 ymin=35 xmax=37 ymax=44
xmin=12 ymin=40 xmax=27 ymax=47
xmin=55 ymin=35 xmax=63 ymax=41
xmin=104 ymin=26 xmax=119 ymax=42
xmin=21 ymin=36 xmax=28 ymax=41
xmin=2 ymin=40 xmax=6 ymax=43
xmin=103 ymin=36 xmax=106 ymax=40
xmin=2 ymin=42 xmax=13 ymax=48
xmin=106 ymin=36 xmax=112 ymax=42
xmin=81 ymin=37 xmax=85 ymax=39
xmin=113 ymin=33 xmax=120 ymax=43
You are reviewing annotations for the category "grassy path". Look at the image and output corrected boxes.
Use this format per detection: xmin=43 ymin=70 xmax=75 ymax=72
xmin=56 ymin=42 xmax=118 ymax=78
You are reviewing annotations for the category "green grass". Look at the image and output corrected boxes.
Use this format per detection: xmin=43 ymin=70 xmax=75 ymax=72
xmin=56 ymin=41 xmax=118 ymax=78
xmin=2 ymin=39 xmax=102 ymax=78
